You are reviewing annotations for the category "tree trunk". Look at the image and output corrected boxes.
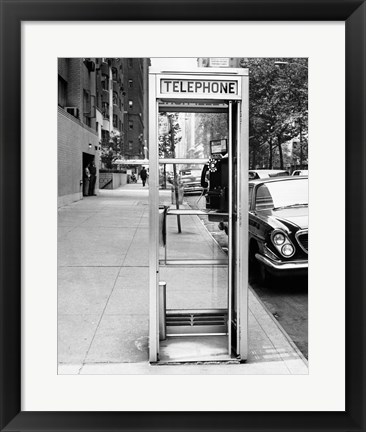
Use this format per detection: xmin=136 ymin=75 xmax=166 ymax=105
xmin=252 ymin=140 xmax=257 ymax=169
xmin=299 ymin=122 xmax=303 ymax=168
xmin=269 ymin=138 xmax=273 ymax=169
xmin=278 ymin=135 xmax=284 ymax=169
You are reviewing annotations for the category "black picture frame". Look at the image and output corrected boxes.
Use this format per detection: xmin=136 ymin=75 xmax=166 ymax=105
xmin=1 ymin=1 xmax=365 ymax=431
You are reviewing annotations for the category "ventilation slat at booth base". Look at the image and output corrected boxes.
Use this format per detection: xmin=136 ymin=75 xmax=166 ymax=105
xmin=166 ymin=310 xmax=228 ymax=335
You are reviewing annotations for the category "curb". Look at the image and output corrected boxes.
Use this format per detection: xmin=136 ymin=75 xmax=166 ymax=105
xmin=249 ymin=286 xmax=309 ymax=366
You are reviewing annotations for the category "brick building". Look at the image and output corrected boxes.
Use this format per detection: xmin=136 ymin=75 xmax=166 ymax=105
xmin=58 ymin=58 xmax=125 ymax=207
xmin=122 ymin=58 xmax=150 ymax=159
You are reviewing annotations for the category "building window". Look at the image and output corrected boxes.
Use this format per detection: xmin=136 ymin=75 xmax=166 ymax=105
xmin=129 ymin=100 xmax=133 ymax=109
xmin=102 ymin=102 xmax=109 ymax=119
xmin=83 ymin=90 xmax=91 ymax=127
xmin=113 ymin=114 xmax=118 ymax=128
xmin=102 ymin=129 xmax=110 ymax=142
xmin=101 ymin=78 xmax=108 ymax=90
xmin=113 ymin=91 xmax=118 ymax=105
xmin=129 ymin=79 xmax=133 ymax=88
xmin=129 ymin=141 xmax=133 ymax=150
xmin=83 ymin=90 xmax=91 ymax=112
xmin=129 ymin=120 xmax=134 ymax=130
xmin=128 ymin=59 xmax=133 ymax=68
xmin=58 ymin=75 xmax=67 ymax=107
xmin=96 ymin=121 xmax=99 ymax=133
xmin=112 ymin=67 xmax=117 ymax=81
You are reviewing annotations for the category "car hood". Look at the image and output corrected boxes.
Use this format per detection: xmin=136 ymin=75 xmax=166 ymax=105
xmin=256 ymin=207 xmax=308 ymax=231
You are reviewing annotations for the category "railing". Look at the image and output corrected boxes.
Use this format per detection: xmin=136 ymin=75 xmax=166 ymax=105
xmin=101 ymin=179 xmax=112 ymax=189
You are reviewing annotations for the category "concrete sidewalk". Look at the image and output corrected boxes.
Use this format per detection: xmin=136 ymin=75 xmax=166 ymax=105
xmin=58 ymin=182 xmax=308 ymax=375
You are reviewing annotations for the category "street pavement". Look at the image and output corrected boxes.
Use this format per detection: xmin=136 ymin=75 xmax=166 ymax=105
xmin=58 ymin=181 xmax=308 ymax=374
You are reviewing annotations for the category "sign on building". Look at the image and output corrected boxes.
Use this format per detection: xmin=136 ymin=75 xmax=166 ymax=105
xmin=158 ymin=115 xmax=170 ymax=135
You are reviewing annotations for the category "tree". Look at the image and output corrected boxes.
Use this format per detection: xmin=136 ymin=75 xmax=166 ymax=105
xmin=159 ymin=113 xmax=183 ymax=232
xmin=100 ymin=131 xmax=122 ymax=169
xmin=158 ymin=113 xmax=182 ymax=158
xmin=194 ymin=113 xmax=228 ymax=157
xmin=247 ymin=58 xmax=308 ymax=169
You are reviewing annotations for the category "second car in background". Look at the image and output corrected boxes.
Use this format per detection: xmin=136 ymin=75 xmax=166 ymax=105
xmin=180 ymin=169 xmax=204 ymax=195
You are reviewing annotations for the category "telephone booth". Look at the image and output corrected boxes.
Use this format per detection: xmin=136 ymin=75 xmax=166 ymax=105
xmin=149 ymin=67 xmax=249 ymax=363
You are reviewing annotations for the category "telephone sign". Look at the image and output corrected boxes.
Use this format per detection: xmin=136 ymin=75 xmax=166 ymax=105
xmin=160 ymin=79 xmax=238 ymax=96
xmin=157 ymin=74 xmax=242 ymax=100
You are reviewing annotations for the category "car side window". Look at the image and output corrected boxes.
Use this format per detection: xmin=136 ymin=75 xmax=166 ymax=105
xmin=249 ymin=172 xmax=259 ymax=180
xmin=255 ymin=185 xmax=274 ymax=210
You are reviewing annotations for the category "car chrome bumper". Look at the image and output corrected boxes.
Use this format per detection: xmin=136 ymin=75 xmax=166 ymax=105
xmin=255 ymin=253 xmax=308 ymax=271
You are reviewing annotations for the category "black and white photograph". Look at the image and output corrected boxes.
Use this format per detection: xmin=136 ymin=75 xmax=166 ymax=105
xmin=58 ymin=57 xmax=308 ymax=374
xmin=3 ymin=4 xmax=364 ymax=427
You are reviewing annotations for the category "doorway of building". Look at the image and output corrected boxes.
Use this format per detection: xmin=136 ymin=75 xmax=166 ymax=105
xmin=82 ymin=153 xmax=95 ymax=197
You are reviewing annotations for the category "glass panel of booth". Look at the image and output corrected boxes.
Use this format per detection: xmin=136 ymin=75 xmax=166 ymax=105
xmin=157 ymin=110 xmax=229 ymax=160
xmin=155 ymin=104 xmax=233 ymax=337
xmin=157 ymin=109 xmax=230 ymax=265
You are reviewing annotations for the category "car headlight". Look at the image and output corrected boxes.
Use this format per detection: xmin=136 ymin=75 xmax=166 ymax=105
xmin=270 ymin=230 xmax=295 ymax=258
xmin=273 ymin=232 xmax=286 ymax=245
xmin=281 ymin=244 xmax=294 ymax=257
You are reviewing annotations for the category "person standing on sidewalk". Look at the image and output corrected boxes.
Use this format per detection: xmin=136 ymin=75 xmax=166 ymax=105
xmin=140 ymin=166 xmax=147 ymax=187
xmin=88 ymin=160 xmax=97 ymax=196
xmin=84 ymin=164 xmax=90 ymax=196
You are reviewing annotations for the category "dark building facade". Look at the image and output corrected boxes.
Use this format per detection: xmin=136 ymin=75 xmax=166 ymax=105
xmin=58 ymin=58 xmax=125 ymax=206
xmin=122 ymin=58 xmax=149 ymax=159
xmin=58 ymin=58 xmax=149 ymax=206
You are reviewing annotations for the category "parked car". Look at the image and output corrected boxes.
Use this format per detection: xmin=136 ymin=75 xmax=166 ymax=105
xmin=218 ymin=176 xmax=308 ymax=283
xmin=180 ymin=170 xmax=204 ymax=195
xmin=249 ymin=169 xmax=289 ymax=180
xmin=248 ymin=176 xmax=308 ymax=283
xmin=292 ymin=170 xmax=309 ymax=176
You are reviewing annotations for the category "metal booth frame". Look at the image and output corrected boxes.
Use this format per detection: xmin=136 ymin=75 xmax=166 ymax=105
xmin=148 ymin=67 xmax=249 ymax=363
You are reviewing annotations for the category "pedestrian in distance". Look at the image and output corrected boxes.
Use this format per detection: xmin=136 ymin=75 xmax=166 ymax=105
xmin=140 ymin=166 xmax=148 ymax=187
xmin=88 ymin=160 xmax=97 ymax=196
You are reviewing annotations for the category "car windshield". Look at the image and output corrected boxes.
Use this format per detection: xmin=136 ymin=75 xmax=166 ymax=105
xmin=255 ymin=179 xmax=308 ymax=211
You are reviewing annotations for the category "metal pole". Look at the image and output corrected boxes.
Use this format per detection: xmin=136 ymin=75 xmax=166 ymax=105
xmin=159 ymin=281 xmax=167 ymax=340
xmin=168 ymin=115 xmax=182 ymax=233
xmin=148 ymin=74 xmax=159 ymax=362
xmin=228 ymin=101 xmax=233 ymax=355
xmin=238 ymin=75 xmax=249 ymax=360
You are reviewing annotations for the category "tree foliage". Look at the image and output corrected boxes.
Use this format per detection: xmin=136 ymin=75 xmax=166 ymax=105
xmin=247 ymin=58 xmax=308 ymax=169
xmin=100 ymin=131 xmax=122 ymax=169
xmin=158 ymin=113 xmax=182 ymax=158
xmin=194 ymin=113 xmax=228 ymax=157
